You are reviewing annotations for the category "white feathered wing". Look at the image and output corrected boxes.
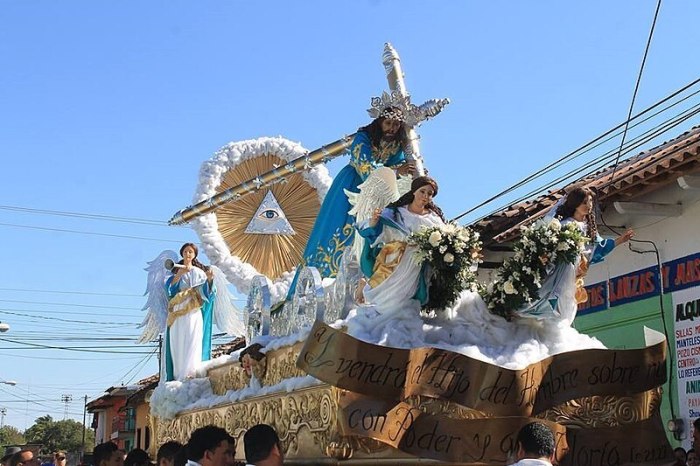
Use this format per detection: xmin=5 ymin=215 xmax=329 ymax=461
xmin=210 ymin=265 xmax=247 ymax=336
xmin=138 ymin=250 xmax=179 ymax=343
xmin=345 ymin=167 xmax=403 ymax=263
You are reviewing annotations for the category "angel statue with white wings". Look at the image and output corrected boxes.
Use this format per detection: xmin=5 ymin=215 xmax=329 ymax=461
xmin=139 ymin=243 xmax=245 ymax=382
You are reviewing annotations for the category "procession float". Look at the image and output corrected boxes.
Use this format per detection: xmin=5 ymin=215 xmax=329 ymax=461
xmin=140 ymin=44 xmax=674 ymax=465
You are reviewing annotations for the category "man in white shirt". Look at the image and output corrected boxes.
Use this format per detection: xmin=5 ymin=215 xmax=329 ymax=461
xmin=509 ymin=422 xmax=555 ymax=466
xmin=243 ymin=424 xmax=283 ymax=466
xmin=185 ymin=425 xmax=235 ymax=466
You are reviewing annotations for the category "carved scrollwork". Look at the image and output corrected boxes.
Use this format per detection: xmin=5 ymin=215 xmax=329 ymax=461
xmin=408 ymin=395 xmax=492 ymax=420
xmin=262 ymin=342 xmax=306 ymax=386
xmin=209 ymin=362 xmax=249 ymax=395
xmin=155 ymin=386 xmax=337 ymax=461
xmin=537 ymin=388 xmax=663 ymax=428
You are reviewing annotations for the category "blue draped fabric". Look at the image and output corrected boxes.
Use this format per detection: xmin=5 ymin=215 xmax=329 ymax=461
xmin=358 ymin=209 xmax=430 ymax=306
xmin=286 ymin=131 xmax=405 ymax=299
xmin=164 ymin=276 xmax=215 ymax=382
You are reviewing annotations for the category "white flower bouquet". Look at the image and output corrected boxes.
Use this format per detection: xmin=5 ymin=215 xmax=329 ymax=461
xmin=483 ymin=218 xmax=587 ymax=319
xmin=408 ymin=222 xmax=482 ymax=310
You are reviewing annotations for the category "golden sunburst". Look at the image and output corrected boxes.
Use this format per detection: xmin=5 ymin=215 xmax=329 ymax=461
xmin=215 ymin=154 xmax=320 ymax=280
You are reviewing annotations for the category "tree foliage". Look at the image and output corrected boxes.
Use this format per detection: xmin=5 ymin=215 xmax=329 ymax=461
xmin=24 ymin=415 xmax=94 ymax=454
xmin=0 ymin=425 xmax=26 ymax=446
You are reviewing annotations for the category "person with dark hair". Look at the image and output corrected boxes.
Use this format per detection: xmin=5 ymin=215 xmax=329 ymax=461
xmin=157 ymin=441 xmax=183 ymax=466
xmin=186 ymin=425 xmax=235 ymax=466
xmin=509 ymin=422 xmax=555 ymax=466
xmin=285 ymin=97 xmax=416 ymax=300
xmin=675 ymin=447 xmax=688 ymax=466
xmin=9 ymin=450 xmax=39 ymax=466
xmin=93 ymin=443 xmax=123 ymax=466
xmin=243 ymin=424 xmax=282 ymax=466
xmin=124 ymin=449 xmax=151 ymax=466
xmin=2 ymin=448 xmax=22 ymax=466
xmin=358 ymin=176 xmax=445 ymax=315
xmin=694 ymin=417 xmax=700 ymax=449
xmin=172 ymin=447 xmax=187 ymax=466
xmin=687 ymin=448 xmax=698 ymax=466
xmin=164 ymin=242 xmax=217 ymax=381
xmin=512 ymin=186 xmax=634 ymax=324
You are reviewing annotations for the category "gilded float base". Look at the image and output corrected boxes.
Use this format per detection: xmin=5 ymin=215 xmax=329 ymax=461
xmin=153 ymin=339 xmax=664 ymax=465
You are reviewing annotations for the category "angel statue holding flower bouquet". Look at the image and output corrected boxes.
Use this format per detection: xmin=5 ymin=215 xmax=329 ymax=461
xmin=484 ymin=186 xmax=634 ymax=325
xmin=139 ymin=242 xmax=245 ymax=382
xmin=349 ymin=174 xmax=481 ymax=326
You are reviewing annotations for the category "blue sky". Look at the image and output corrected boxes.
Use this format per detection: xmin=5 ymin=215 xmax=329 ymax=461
xmin=1 ymin=0 xmax=699 ymax=431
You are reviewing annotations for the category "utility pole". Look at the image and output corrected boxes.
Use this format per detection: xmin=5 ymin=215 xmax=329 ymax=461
xmin=81 ymin=395 xmax=87 ymax=463
xmin=61 ymin=394 xmax=72 ymax=420
xmin=0 ymin=407 xmax=6 ymax=428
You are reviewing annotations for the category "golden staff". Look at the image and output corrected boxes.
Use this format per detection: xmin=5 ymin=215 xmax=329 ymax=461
xmin=168 ymin=97 xmax=450 ymax=226
xmin=383 ymin=42 xmax=426 ymax=176
xmin=168 ymin=135 xmax=354 ymax=226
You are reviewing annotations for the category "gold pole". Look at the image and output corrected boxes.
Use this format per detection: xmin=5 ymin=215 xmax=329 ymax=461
xmin=168 ymin=135 xmax=355 ymax=225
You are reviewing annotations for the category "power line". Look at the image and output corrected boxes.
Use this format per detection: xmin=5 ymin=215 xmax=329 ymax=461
xmin=0 ymin=352 xmax=148 ymax=361
xmin=452 ymin=76 xmax=700 ymax=222
xmin=0 ymin=299 xmax=143 ymax=310
xmin=609 ymin=0 xmax=663 ymax=183
xmin=0 ymin=222 xmax=188 ymax=244
xmin=0 ymin=337 xmax=156 ymax=354
xmin=0 ymin=205 xmax=169 ymax=226
xmin=0 ymin=306 xmax=142 ymax=317
xmin=465 ymin=94 xmax=700 ymax=225
xmin=0 ymin=310 xmax=139 ymax=326
xmin=0 ymin=287 xmax=143 ymax=298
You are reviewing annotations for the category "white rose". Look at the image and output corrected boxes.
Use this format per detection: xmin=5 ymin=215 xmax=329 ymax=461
xmin=428 ymin=231 xmax=442 ymax=247
xmin=550 ymin=218 xmax=561 ymax=230
xmin=444 ymin=253 xmax=455 ymax=264
xmin=556 ymin=242 xmax=570 ymax=251
xmin=503 ymin=280 xmax=516 ymax=294
xmin=442 ymin=223 xmax=457 ymax=235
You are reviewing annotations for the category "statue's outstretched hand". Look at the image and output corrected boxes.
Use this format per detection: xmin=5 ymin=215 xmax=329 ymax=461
xmin=369 ymin=208 xmax=382 ymax=227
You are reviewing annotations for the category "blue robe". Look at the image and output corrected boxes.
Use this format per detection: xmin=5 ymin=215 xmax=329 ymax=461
xmin=164 ymin=274 xmax=215 ymax=382
xmin=286 ymin=131 xmax=405 ymax=299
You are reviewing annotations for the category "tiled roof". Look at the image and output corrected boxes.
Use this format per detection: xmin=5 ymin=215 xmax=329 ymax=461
xmin=472 ymin=126 xmax=700 ymax=245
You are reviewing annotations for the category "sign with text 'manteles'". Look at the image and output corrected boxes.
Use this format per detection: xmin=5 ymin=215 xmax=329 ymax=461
xmin=297 ymin=321 xmax=672 ymax=465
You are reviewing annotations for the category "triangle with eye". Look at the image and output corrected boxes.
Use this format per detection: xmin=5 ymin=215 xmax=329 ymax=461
xmin=245 ymin=191 xmax=295 ymax=235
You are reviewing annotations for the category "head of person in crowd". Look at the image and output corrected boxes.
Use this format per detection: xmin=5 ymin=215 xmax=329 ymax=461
xmin=243 ymin=424 xmax=283 ymax=466
xmin=157 ymin=441 xmax=183 ymax=466
xmin=687 ymin=449 xmax=699 ymax=466
xmin=93 ymin=442 xmax=124 ymax=466
xmin=9 ymin=450 xmax=40 ymax=466
xmin=52 ymin=451 xmax=67 ymax=466
xmin=172 ymin=447 xmax=187 ymax=466
xmin=124 ymin=449 xmax=151 ymax=466
xmin=2 ymin=448 xmax=22 ymax=466
xmin=675 ymin=447 xmax=688 ymax=466
xmin=186 ymin=425 xmax=235 ymax=466
xmin=513 ymin=422 xmax=555 ymax=464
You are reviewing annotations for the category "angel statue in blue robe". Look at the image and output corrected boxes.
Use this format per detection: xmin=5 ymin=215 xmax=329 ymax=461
xmin=512 ymin=187 xmax=635 ymax=324
xmin=139 ymin=243 xmax=246 ymax=382
xmin=286 ymin=93 xmax=420 ymax=299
